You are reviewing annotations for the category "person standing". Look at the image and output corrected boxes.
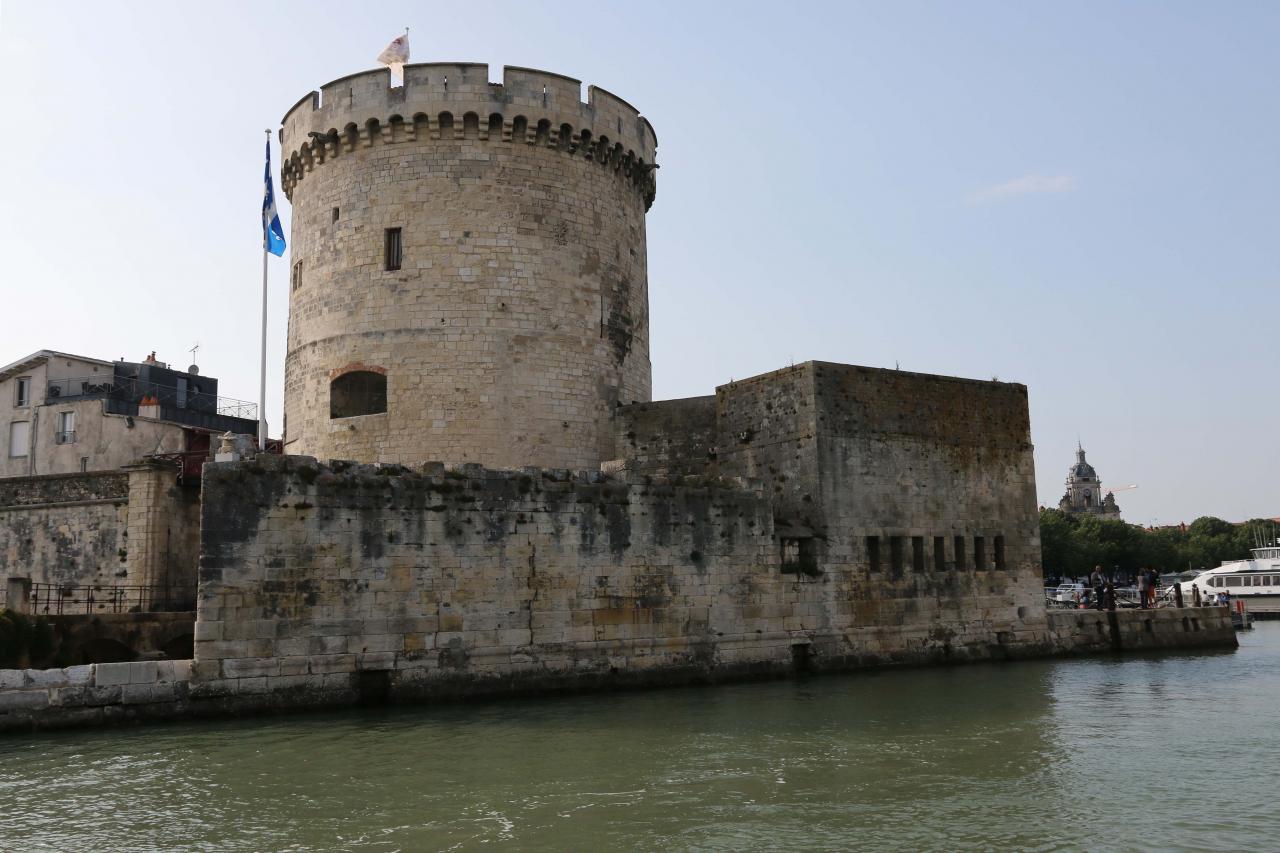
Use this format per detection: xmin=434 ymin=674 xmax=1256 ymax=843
xmin=1137 ymin=566 xmax=1149 ymax=609
xmin=1090 ymin=566 xmax=1106 ymax=611
xmin=1148 ymin=568 xmax=1161 ymax=608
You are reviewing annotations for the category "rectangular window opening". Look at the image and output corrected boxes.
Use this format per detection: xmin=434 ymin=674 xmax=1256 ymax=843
xmin=934 ymin=536 xmax=946 ymax=571
xmin=866 ymin=535 xmax=880 ymax=573
xmin=56 ymin=411 xmax=75 ymax=445
xmin=291 ymin=260 xmax=303 ymax=292
xmin=974 ymin=536 xmax=988 ymax=571
xmin=911 ymin=536 xmax=925 ymax=572
xmin=994 ymin=535 xmax=1006 ymax=570
xmin=79 ymin=457 xmax=89 ymax=472
xmin=780 ymin=537 xmax=818 ymax=577
xmin=15 ymin=377 xmax=31 ymax=408
xmin=8 ymin=421 xmax=30 ymax=457
xmin=889 ymin=536 xmax=905 ymax=576
xmin=332 ymin=206 xmax=340 ymax=223
xmin=954 ymin=536 xmax=966 ymax=571
xmin=384 ymin=227 xmax=403 ymax=271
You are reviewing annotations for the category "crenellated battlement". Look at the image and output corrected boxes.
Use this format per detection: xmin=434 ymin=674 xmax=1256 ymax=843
xmin=279 ymin=64 xmax=658 ymax=208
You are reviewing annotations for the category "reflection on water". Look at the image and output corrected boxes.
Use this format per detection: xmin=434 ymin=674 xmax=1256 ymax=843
xmin=0 ymin=628 xmax=1274 ymax=852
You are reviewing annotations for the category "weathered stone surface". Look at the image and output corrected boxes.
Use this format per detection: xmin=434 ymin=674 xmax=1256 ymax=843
xmin=281 ymin=65 xmax=656 ymax=471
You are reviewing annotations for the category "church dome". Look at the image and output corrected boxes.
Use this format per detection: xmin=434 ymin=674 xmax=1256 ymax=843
xmin=1068 ymin=445 xmax=1097 ymax=480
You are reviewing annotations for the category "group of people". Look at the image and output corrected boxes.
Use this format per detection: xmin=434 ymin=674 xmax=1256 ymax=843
xmin=1069 ymin=565 xmax=1162 ymax=610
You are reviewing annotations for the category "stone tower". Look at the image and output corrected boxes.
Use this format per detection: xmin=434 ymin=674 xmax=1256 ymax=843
xmin=1058 ymin=444 xmax=1121 ymax=518
xmin=279 ymin=64 xmax=657 ymax=468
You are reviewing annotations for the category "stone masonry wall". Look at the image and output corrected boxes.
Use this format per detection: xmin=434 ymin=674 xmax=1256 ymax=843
xmin=191 ymin=454 xmax=1062 ymax=706
xmin=0 ymin=467 xmax=200 ymax=612
xmin=282 ymin=65 xmax=656 ymax=471
xmin=613 ymin=363 xmax=1048 ymax=645
xmin=0 ymin=473 xmax=129 ymax=609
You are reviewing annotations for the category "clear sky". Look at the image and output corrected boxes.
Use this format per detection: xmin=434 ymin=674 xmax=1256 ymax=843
xmin=1 ymin=2 xmax=1276 ymax=525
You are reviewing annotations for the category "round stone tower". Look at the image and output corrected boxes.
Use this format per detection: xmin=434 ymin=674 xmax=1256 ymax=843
xmin=279 ymin=64 xmax=657 ymax=468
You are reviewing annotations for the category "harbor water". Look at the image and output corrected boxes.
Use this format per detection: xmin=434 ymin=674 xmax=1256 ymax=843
xmin=3 ymin=625 xmax=1278 ymax=852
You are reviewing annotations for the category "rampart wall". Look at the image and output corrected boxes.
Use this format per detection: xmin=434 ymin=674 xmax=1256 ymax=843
xmin=0 ymin=464 xmax=200 ymax=612
xmin=190 ymin=450 xmax=1053 ymax=707
xmin=0 ymin=472 xmax=129 ymax=610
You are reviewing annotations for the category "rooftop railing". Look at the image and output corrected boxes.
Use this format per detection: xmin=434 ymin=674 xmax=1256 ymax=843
xmin=46 ymin=376 xmax=257 ymax=422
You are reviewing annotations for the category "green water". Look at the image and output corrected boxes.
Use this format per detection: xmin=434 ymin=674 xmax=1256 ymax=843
xmin=2 ymin=626 xmax=1276 ymax=852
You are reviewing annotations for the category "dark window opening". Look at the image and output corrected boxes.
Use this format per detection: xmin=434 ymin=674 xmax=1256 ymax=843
xmin=934 ymin=536 xmax=946 ymax=571
xmin=291 ymin=260 xmax=302 ymax=292
xmin=994 ymin=535 xmax=1006 ymax=570
xmin=954 ymin=536 xmax=966 ymax=571
xmin=384 ymin=227 xmax=402 ymax=271
xmin=911 ymin=536 xmax=925 ymax=572
xmin=330 ymin=371 xmax=387 ymax=419
xmin=332 ymin=207 xmax=340 ymax=222
xmin=890 ymin=536 xmax=904 ymax=576
xmin=866 ymin=536 xmax=880 ymax=573
xmin=974 ymin=536 xmax=987 ymax=571
xmin=780 ymin=537 xmax=819 ymax=577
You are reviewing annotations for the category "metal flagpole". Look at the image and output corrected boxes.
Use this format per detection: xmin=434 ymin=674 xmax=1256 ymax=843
xmin=259 ymin=129 xmax=270 ymax=448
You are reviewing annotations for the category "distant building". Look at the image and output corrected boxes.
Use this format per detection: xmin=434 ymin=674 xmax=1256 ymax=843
xmin=1058 ymin=444 xmax=1121 ymax=518
xmin=0 ymin=350 xmax=258 ymax=478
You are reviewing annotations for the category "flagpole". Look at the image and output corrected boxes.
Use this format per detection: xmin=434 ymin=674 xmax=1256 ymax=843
xmin=259 ymin=128 xmax=270 ymax=449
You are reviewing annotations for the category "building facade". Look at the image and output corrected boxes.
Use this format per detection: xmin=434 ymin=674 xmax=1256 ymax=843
xmin=1058 ymin=444 xmax=1121 ymax=518
xmin=0 ymin=350 xmax=258 ymax=479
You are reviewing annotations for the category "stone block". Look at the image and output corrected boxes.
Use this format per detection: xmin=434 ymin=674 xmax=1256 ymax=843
xmin=193 ymin=621 xmax=223 ymax=642
xmin=0 ymin=670 xmax=24 ymax=690
xmin=278 ymin=656 xmax=309 ymax=676
xmin=129 ymin=661 xmax=159 ymax=684
xmin=0 ymin=690 xmax=49 ymax=711
xmin=358 ymin=652 xmax=397 ymax=671
xmin=24 ymin=668 xmax=70 ymax=688
xmin=64 ymin=665 xmax=94 ymax=686
xmin=222 ymin=658 xmax=280 ymax=679
xmin=95 ymin=662 xmax=133 ymax=687
xmin=309 ymin=654 xmax=357 ymax=675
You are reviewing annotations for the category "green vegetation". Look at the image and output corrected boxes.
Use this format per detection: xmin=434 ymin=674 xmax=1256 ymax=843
xmin=1039 ymin=509 xmax=1274 ymax=579
xmin=0 ymin=610 xmax=55 ymax=669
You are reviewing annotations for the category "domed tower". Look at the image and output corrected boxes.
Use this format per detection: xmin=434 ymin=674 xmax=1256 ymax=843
xmin=1059 ymin=444 xmax=1121 ymax=517
xmin=279 ymin=64 xmax=657 ymax=468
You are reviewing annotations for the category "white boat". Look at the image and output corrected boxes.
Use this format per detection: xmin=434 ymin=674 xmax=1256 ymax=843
xmin=1174 ymin=546 xmax=1280 ymax=602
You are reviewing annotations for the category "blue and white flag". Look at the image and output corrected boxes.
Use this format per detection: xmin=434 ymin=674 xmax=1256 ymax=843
xmin=262 ymin=140 xmax=286 ymax=257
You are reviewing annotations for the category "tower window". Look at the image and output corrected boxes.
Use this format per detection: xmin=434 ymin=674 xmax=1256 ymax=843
xmin=384 ymin=227 xmax=402 ymax=271
xmin=934 ymin=536 xmax=946 ymax=571
xmin=974 ymin=536 xmax=988 ymax=570
xmin=780 ymin=537 xmax=817 ymax=576
xmin=332 ymin=206 xmax=340 ymax=223
xmin=889 ymin=536 xmax=904 ymax=576
xmin=995 ymin=535 xmax=1006 ymax=570
xmin=954 ymin=536 xmax=966 ymax=571
xmin=330 ymin=371 xmax=387 ymax=418
xmin=291 ymin=261 xmax=302 ymax=292
xmin=911 ymin=536 xmax=925 ymax=572
xmin=866 ymin=536 xmax=880 ymax=573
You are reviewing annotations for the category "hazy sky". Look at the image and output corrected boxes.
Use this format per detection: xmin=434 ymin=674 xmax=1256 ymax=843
xmin=1 ymin=2 xmax=1276 ymax=525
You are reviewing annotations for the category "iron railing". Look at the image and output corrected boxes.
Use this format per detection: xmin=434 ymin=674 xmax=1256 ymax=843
xmin=29 ymin=583 xmax=191 ymax=615
xmin=45 ymin=376 xmax=257 ymax=422
xmin=54 ymin=430 xmax=76 ymax=444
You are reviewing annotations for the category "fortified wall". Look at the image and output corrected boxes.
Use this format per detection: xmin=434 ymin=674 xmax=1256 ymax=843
xmin=185 ymin=362 xmax=1052 ymax=703
xmin=0 ymin=464 xmax=200 ymax=612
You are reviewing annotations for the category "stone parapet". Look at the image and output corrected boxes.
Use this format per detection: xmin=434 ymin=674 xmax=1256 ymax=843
xmin=279 ymin=64 xmax=657 ymax=208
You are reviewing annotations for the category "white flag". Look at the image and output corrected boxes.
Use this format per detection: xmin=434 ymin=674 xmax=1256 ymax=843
xmin=377 ymin=33 xmax=410 ymax=80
